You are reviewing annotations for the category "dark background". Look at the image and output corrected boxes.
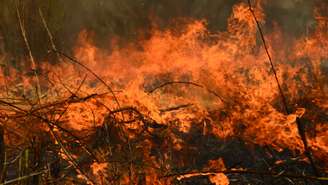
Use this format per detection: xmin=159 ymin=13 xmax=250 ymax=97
xmin=0 ymin=0 xmax=319 ymax=62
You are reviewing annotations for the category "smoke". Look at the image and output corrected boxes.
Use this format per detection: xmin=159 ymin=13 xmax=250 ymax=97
xmin=0 ymin=0 xmax=323 ymax=61
xmin=265 ymin=0 xmax=315 ymax=37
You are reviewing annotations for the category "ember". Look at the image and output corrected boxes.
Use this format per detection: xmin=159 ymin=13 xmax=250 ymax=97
xmin=0 ymin=0 xmax=327 ymax=184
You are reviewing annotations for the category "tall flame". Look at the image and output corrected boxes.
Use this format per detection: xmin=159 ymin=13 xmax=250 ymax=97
xmin=0 ymin=1 xmax=327 ymax=184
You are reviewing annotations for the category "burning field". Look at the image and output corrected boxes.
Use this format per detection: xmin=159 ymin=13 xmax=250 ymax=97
xmin=0 ymin=0 xmax=327 ymax=184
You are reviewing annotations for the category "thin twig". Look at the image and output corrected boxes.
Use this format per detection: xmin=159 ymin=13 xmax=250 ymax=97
xmin=52 ymin=49 xmax=121 ymax=109
xmin=1 ymin=95 xmax=96 ymax=184
xmin=38 ymin=10 xmax=113 ymax=164
xmin=38 ymin=8 xmax=61 ymax=62
xmin=109 ymin=106 xmax=166 ymax=129
xmin=15 ymin=1 xmax=41 ymax=104
xmin=0 ymin=170 xmax=47 ymax=185
xmin=5 ymin=93 xmax=101 ymax=119
xmin=246 ymin=0 xmax=288 ymax=114
xmin=147 ymin=81 xmax=225 ymax=103
xmin=159 ymin=103 xmax=193 ymax=113
xmin=0 ymin=99 xmax=99 ymax=164
xmin=51 ymin=51 xmax=133 ymax=168
xmin=47 ymin=124 xmax=96 ymax=185
xmin=247 ymin=0 xmax=321 ymax=178
xmin=52 ymin=76 xmax=100 ymax=163
xmin=43 ymin=19 xmax=134 ymax=181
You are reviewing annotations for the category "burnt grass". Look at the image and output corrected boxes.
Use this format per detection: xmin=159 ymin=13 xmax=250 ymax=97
xmin=0 ymin=93 xmax=327 ymax=184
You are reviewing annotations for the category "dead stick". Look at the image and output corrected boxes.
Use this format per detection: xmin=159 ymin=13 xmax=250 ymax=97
xmin=15 ymin=1 xmax=41 ymax=103
xmin=40 ymin=7 xmax=124 ymax=119
xmin=0 ymin=99 xmax=99 ymax=164
xmin=148 ymin=81 xmax=225 ymax=103
xmin=0 ymin=98 xmax=96 ymax=184
xmin=50 ymin=50 xmax=137 ymax=182
xmin=52 ymin=50 xmax=121 ymax=109
xmin=47 ymin=124 xmax=96 ymax=185
xmin=47 ymin=28 xmax=133 ymax=179
xmin=247 ymin=0 xmax=321 ymax=178
xmin=0 ymin=170 xmax=47 ymax=185
xmin=5 ymin=93 xmax=101 ymax=118
xmin=38 ymin=8 xmax=61 ymax=62
xmin=159 ymin=103 xmax=193 ymax=113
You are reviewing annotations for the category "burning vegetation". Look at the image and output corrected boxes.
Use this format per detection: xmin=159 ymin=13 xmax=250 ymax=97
xmin=0 ymin=0 xmax=327 ymax=184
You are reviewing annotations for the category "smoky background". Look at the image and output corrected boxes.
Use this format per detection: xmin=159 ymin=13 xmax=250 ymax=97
xmin=0 ymin=0 xmax=322 ymax=63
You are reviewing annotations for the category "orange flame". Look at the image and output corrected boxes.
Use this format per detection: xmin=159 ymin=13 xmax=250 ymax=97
xmin=1 ymin=1 xmax=327 ymax=184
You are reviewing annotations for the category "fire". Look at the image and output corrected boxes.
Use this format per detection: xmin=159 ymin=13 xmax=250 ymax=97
xmin=0 ymin=0 xmax=327 ymax=184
